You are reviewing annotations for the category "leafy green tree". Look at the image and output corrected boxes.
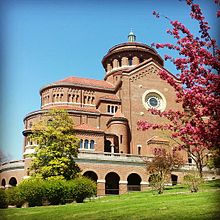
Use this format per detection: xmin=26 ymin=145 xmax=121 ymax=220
xmin=29 ymin=109 xmax=80 ymax=180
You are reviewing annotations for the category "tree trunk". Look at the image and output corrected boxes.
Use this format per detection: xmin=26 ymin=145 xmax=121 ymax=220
xmin=196 ymin=160 xmax=203 ymax=178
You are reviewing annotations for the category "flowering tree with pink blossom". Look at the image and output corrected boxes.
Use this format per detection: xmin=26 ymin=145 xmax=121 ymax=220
xmin=138 ymin=0 xmax=220 ymax=177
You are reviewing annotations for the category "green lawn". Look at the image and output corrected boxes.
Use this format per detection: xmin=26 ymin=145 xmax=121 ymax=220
xmin=1 ymin=180 xmax=220 ymax=220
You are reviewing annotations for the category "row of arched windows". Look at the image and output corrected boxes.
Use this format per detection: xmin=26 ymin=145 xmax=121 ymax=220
xmin=1 ymin=177 xmax=17 ymax=187
xmin=42 ymin=93 xmax=96 ymax=105
xmin=26 ymin=139 xmax=39 ymax=146
xmin=80 ymin=139 xmax=95 ymax=150
xmin=106 ymin=56 xmax=144 ymax=72
xmin=52 ymin=93 xmax=64 ymax=102
xmin=83 ymin=95 xmax=95 ymax=105
xmin=107 ymin=105 xmax=118 ymax=114
xmin=68 ymin=94 xmax=79 ymax=103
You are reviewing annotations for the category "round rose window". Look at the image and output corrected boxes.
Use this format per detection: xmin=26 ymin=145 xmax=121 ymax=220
xmin=147 ymin=96 xmax=160 ymax=108
xmin=142 ymin=90 xmax=166 ymax=111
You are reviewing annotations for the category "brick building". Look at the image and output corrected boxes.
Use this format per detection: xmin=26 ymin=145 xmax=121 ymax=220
xmin=0 ymin=32 xmax=214 ymax=195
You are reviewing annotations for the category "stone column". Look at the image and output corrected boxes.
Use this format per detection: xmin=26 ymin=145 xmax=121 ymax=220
xmin=140 ymin=181 xmax=149 ymax=191
xmin=119 ymin=180 xmax=128 ymax=194
xmin=97 ymin=179 xmax=105 ymax=196
xmin=111 ymin=145 xmax=115 ymax=154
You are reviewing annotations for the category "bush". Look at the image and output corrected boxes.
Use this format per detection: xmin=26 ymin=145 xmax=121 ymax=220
xmin=6 ymin=187 xmax=25 ymax=208
xmin=71 ymin=176 xmax=96 ymax=203
xmin=65 ymin=180 xmax=76 ymax=203
xmin=17 ymin=177 xmax=46 ymax=207
xmin=184 ymin=172 xmax=203 ymax=193
xmin=0 ymin=189 xmax=8 ymax=208
xmin=148 ymin=174 xmax=164 ymax=194
xmin=6 ymin=176 xmax=96 ymax=207
xmin=44 ymin=177 xmax=67 ymax=205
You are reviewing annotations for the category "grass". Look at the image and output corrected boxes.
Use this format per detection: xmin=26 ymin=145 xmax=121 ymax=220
xmin=1 ymin=180 xmax=220 ymax=220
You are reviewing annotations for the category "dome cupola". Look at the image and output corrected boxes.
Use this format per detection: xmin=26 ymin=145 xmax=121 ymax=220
xmin=102 ymin=31 xmax=164 ymax=77
xmin=128 ymin=30 xmax=136 ymax=42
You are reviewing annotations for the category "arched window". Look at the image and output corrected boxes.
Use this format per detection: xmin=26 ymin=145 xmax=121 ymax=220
xmin=84 ymin=96 xmax=87 ymax=104
xmin=80 ymin=139 xmax=83 ymax=149
xmin=90 ymin=140 xmax=95 ymax=149
xmin=84 ymin=139 xmax=89 ymax=149
xmin=56 ymin=94 xmax=59 ymax=102
xmin=1 ymin=179 xmax=6 ymax=187
xmin=76 ymin=95 xmax=79 ymax=103
xmin=107 ymin=105 xmax=111 ymax=113
xmin=68 ymin=94 xmax=71 ymax=102
xmin=91 ymin=96 xmax=95 ymax=104
xmin=88 ymin=96 xmax=91 ymax=104
xmin=111 ymin=106 xmax=114 ymax=113
xmin=9 ymin=177 xmax=17 ymax=187
xmin=60 ymin=94 xmax=63 ymax=101
xmin=52 ymin=94 xmax=56 ymax=102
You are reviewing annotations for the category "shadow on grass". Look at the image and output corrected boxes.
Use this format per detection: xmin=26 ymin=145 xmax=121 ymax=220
xmin=165 ymin=186 xmax=185 ymax=191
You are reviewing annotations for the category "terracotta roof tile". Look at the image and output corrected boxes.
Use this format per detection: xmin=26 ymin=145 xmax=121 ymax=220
xmin=54 ymin=76 xmax=115 ymax=89
xmin=42 ymin=105 xmax=100 ymax=113
xmin=74 ymin=123 xmax=103 ymax=132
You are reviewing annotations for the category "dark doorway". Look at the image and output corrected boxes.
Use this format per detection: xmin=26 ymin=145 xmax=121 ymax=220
xmin=9 ymin=177 xmax=17 ymax=186
xmin=171 ymin=174 xmax=178 ymax=185
xmin=104 ymin=140 xmax=111 ymax=152
xmin=127 ymin=173 xmax=141 ymax=191
xmin=83 ymin=171 xmax=98 ymax=183
xmin=1 ymin=179 xmax=6 ymax=187
xmin=105 ymin=172 xmax=120 ymax=195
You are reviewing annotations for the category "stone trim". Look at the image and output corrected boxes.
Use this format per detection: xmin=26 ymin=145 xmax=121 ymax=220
xmin=140 ymin=181 xmax=149 ymax=185
xmin=97 ymin=179 xmax=106 ymax=183
xmin=119 ymin=181 xmax=128 ymax=184
xmin=76 ymin=158 xmax=145 ymax=167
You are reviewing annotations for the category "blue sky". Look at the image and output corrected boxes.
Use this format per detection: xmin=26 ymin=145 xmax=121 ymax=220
xmin=0 ymin=0 xmax=219 ymax=161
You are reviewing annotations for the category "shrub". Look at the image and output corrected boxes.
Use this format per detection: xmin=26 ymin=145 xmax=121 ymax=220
xmin=17 ymin=177 xmax=46 ymax=207
xmin=184 ymin=172 xmax=203 ymax=193
xmin=65 ymin=180 xmax=76 ymax=203
xmin=71 ymin=176 xmax=96 ymax=203
xmin=6 ymin=187 xmax=25 ymax=208
xmin=44 ymin=177 xmax=67 ymax=205
xmin=148 ymin=174 xmax=164 ymax=194
xmin=0 ymin=189 xmax=8 ymax=208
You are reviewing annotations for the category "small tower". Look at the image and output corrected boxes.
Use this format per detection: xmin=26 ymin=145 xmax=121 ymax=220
xmin=128 ymin=30 xmax=136 ymax=42
xmin=107 ymin=108 xmax=130 ymax=154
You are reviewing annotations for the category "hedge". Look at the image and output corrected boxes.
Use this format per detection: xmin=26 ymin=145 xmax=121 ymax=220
xmin=0 ymin=189 xmax=8 ymax=208
xmin=1 ymin=176 xmax=97 ymax=208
